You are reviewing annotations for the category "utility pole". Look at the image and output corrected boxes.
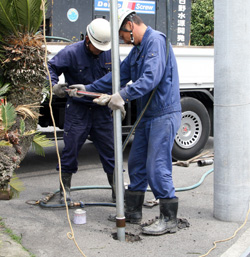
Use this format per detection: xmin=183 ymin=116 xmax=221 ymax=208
xmin=214 ymin=0 xmax=250 ymax=221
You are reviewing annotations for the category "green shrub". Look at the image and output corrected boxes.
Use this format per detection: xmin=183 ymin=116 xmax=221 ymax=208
xmin=191 ymin=0 xmax=214 ymax=46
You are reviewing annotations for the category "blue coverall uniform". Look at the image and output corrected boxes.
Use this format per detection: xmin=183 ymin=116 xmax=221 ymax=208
xmin=48 ymin=40 xmax=114 ymax=175
xmin=86 ymin=27 xmax=181 ymax=199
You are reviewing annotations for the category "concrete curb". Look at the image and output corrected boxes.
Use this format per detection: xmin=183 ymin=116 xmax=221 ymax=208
xmin=220 ymin=228 xmax=250 ymax=257
xmin=0 ymin=231 xmax=31 ymax=257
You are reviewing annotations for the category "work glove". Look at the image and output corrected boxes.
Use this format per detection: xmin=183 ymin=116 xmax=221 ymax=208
xmin=94 ymin=93 xmax=126 ymax=120
xmin=108 ymin=92 xmax=125 ymax=110
xmin=52 ymin=83 xmax=68 ymax=98
xmin=108 ymin=92 xmax=126 ymax=120
xmin=67 ymin=84 xmax=86 ymax=98
xmin=93 ymin=94 xmax=111 ymax=106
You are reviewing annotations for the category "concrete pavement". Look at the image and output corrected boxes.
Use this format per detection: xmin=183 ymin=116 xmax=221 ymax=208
xmin=0 ymin=137 xmax=250 ymax=257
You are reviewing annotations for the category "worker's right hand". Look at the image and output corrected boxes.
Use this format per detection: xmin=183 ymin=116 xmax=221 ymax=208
xmin=52 ymin=83 xmax=68 ymax=98
xmin=67 ymin=84 xmax=86 ymax=98
xmin=108 ymin=92 xmax=125 ymax=111
xmin=93 ymin=94 xmax=111 ymax=106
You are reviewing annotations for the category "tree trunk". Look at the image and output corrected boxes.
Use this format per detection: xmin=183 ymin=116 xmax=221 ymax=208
xmin=0 ymin=114 xmax=38 ymax=189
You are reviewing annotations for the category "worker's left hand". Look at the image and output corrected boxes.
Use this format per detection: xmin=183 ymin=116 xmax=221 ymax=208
xmin=108 ymin=92 xmax=126 ymax=120
xmin=52 ymin=83 xmax=68 ymax=98
xmin=67 ymin=84 xmax=86 ymax=98
xmin=108 ymin=92 xmax=125 ymax=111
xmin=93 ymin=94 xmax=111 ymax=106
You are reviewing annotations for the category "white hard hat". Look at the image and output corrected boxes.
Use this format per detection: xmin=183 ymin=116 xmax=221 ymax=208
xmin=86 ymin=18 xmax=111 ymax=51
xmin=118 ymin=8 xmax=136 ymax=30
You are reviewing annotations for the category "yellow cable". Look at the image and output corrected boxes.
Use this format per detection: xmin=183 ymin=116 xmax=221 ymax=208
xmin=41 ymin=1 xmax=86 ymax=256
xmin=199 ymin=204 xmax=250 ymax=257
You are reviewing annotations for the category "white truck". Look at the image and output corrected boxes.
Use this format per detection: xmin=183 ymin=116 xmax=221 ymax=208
xmin=40 ymin=42 xmax=214 ymax=161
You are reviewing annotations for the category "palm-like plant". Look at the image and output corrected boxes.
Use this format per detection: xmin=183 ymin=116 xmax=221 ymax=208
xmin=0 ymin=0 xmax=51 ymax=192
xmin=0 ymin=0 xmax=46 ymax=104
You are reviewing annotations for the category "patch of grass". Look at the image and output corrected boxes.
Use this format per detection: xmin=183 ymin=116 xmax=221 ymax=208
xmin=0 ymin=217 xmax=35 ymax=257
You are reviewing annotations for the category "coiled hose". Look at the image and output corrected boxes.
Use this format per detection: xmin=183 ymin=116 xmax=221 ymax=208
xmin=38 ymin=169 xmax=214 ymax=208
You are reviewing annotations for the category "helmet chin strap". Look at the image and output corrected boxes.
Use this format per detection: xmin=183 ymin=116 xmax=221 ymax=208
xmin=85 ymin=36 xmax=90 ymax=49
xmin=130 ymin=31 xmax=135 ymax=44
xmin=85 ymin=39 xmax=101 ymax=56
xmin=129 ymin=21 xmax=135 ymax=45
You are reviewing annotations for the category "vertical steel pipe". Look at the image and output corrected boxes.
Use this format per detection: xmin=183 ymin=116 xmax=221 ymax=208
xmin=110 ymin=0 xmax=126 ymax=241
xmin=214 ymin=0 xmax=250 ymax=221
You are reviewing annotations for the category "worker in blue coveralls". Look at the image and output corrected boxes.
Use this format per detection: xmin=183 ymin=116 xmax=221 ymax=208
xmin=48 ymin=18 xmax=116 ymax=204
xmin=70 ymin=9 xmax=182 ymax=236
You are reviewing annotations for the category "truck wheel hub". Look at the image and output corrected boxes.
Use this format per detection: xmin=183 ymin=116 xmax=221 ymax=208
xmin=175 ymin=111 xmax=202 ymax=149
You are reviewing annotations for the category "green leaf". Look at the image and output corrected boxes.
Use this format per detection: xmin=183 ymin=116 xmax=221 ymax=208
xmin=12 ymin=0 xmax=46 ymax=33
xmin=0 ymin=140 xmax=12 ymax=146
xmin=23 ymin=130 xmax=36 ymax=136
xmin=1 ymin=102 xmax=17 ymax=132
xmin=0 ymin=0 xmax=47 ymax=36
xmin=0 ymin=0 xmax=18 ymax=36
xmin=19 ymin=118 xmax=25 ymax=135
xmin=9 ymin=173 xmax=25 ymax=198
xmin=31 ymin=133 xmax=54 ymax=156
xmin=0 ymin=82 xmax=10 ymax=97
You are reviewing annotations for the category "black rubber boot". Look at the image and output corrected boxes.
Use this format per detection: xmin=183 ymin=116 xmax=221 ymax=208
xmin=106 ymin=173 xmax=116 ymax=202
xmin=125 ymin=190 xmax=145 ymax=224
xmin=60 ymin=173 xmax=72 ymax=204
xmin=142 ymin=197 xmax=178 ymax=235
xmin=108 ymin=190 xmax=145 ymax=224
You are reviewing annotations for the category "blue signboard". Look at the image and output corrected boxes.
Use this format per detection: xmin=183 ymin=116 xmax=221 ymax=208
xmin=94 ymin=0 xmax=155 ymax=14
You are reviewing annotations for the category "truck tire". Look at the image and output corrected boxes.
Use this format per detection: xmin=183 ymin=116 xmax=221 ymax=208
xmin=172 ymin=97 xmax=211 ymax=161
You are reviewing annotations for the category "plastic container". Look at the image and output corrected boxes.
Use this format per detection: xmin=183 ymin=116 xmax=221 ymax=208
xmin=73 ymin=209 xmax=86 ymax=224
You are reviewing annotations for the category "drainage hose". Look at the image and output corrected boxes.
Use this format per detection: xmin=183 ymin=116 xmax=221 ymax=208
xmin=39 ymin=201 xmax=116 ymax=208
xmin=176 ymin=169 xmax=214 ymax=192
xmin=38 ymin=169 xmax=214 ymax=208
